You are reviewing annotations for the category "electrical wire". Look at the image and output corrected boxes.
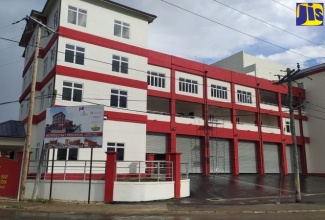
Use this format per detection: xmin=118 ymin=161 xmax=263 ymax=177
xmin=271 ymin=0 xmax=295 ymax=12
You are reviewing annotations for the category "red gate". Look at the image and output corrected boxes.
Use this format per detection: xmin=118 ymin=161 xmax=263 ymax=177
xmin=0 ymin=152 xmax=23 ymax=198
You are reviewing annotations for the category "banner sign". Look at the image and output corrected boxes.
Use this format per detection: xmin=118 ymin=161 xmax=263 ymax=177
xmin=44 ymin=105 xmax=104 ymax=148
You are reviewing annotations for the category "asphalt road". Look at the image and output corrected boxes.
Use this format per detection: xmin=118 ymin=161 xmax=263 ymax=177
xmin=1 ymin=209 xmax=325 ymax=220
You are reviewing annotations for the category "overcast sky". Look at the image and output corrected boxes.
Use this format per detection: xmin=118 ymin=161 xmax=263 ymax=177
xmin=0 ymin=0 xmax=324 ymax=123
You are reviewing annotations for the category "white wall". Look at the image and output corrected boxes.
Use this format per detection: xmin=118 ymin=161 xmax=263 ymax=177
xmin=56 ymin=37 xmax=148 ymax=82
xmin=207 ymin=78 xmax=231 ymax=103
xmin=147 ymin=64 xmax=171 ymax=93
xmin=26 ymin=180 xmax=105 ymax=201
xmin=60 ymin=0 xmax=150 ymax=48
xmin=175 ymin=71 xmax=203 ymax=98
xmin=234 ymin=85 xmax=256 ymax=107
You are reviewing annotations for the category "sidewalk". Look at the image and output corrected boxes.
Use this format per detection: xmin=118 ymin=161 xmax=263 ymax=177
xmin=1 ymin=198 xmax=325 ymax=216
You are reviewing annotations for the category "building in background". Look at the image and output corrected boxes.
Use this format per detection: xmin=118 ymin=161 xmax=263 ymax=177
xmin=18 ymin=0 xmax=310 ymax=176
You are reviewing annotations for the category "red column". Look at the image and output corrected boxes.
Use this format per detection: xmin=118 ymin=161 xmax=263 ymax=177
xmin=255 ymin=86 xmax=264 ymax=175
xmin=169 ymin=69 xmax=177 ymax=153
xmin=146 ymin=153 xmax=155 ymax=174
xmin=167 ymin=152 xmax=181 ymax=199
xmin=280 ymin=143 xmax=288 ymax=175
xmin=202 ymin=70 xmax=210 ymax=175
xmin=104 ymin=152 xmax=117 ymax=203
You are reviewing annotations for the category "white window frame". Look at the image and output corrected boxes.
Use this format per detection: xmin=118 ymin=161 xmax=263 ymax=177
xmin=65 ymin=44 xmax=85 ymax=65
xmin=112 ymin=55 xmax=128 ymax=74
xmin=43 ymin=57 xmax=48 ymax=77
xmin=237 ymin=90 xmax=252 ymax=104
xmin=179 ymin=78 xmax=198 ymax=94
xmin=57 ymin=148 xmax=78 ymax=161
xmin=48 ymin=83 xmax=52 ymax=106
xmin=285 ymin=121 xmax=291 ymax=133
xmin=114 ymin=20 xmax=130 ymax=39
xmin=107 ymin=142 xmax=125 ymax=161
xmin=110 ymin=89 xmax=128 ymax=108
xmin=51 ymin=46 xmax=56 ymax=67
xmin=40 ymin=90 xmax=45 ymax=110
xmin=147 ymin=71 xmax=166 ymax=88
xmin=211 ymin=84 xmax=227 ymax=99
xmin=67 ymin=6 xmax=87 ymax=27
xmin=62 ymin=81 xmax=83 ymax=102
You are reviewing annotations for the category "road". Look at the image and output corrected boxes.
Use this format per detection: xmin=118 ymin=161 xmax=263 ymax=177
xmin=1 ymin=209 xmax=325 ymax=220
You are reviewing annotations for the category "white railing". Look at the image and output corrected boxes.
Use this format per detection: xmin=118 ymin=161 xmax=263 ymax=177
xmin=116 ymin=161 xmax=174 ymax=182
xmin=147 ymin=110 xmax=170 ymax=116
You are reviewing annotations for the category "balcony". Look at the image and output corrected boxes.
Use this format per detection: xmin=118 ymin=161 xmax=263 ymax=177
xmin=260 ymin=101 xmax=279 ymax=111
xmin=260 ymin=90 xmax=279 ymax=111
xmin=147 ymin=96 xmax=170 ymax=122
xmin=237 ymin=122 xmax=258 ymax=132
xmin=261 ymin=125 xmax=281 ymax=134
xmin=261 ymin=114 xmax=280 ymax=134
xmin=175 ymin=100 xmax=203 ymax=125
xmin=236 ymin=110 xmax=257 ymax=132
xmin=208 ymin=106 xmax=232 ymax=129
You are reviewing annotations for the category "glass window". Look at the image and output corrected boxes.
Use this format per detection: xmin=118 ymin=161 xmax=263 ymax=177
xmin=65 ymin=44 xmax=85 ymax=65
xmin=62 ymin=81 xmax=83 ymax=102
xmin=114 ymin=20 xmax=130 ymax=39
xmin=53 ymin=10 xmax=59 ymax=29
xmin=107 ymin=142 xmax=125 ymax=161
xmin=43 ymin=57 xmax=48 ymax=77
xmin=110 ymin=89 xmax=127 ymax=108
xmin=147 ymin=71 xmax=166 ymax=88
xmin=68 ymin=6 xmax=87 ymax=27
xmin=211 ymin=84 xmax=227 ymax=99
xmin=179 ymin=77 xmax=198 ymax=94
xmin=57 ymin=148 xmax=78 ymax=160
xmin=112 ymin=55 xmax=128 ymax=74
xmin=237 ymin=90 xmax=252 ymax=104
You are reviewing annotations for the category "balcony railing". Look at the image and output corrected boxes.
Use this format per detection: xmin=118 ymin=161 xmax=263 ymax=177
xmin=147 ymin=110 xmax=170 ymax=116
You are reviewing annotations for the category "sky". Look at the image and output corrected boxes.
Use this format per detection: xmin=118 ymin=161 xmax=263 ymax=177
xmin=0 ymin=0 xmax=324 ymax=123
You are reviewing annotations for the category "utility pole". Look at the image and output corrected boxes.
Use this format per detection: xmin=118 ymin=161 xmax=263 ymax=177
xmin=274 ymin=65 xmax=301 ymax=203
xmin=20 ymin=24 xmax=42 ymax=201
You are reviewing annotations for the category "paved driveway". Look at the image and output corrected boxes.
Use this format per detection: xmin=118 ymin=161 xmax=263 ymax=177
xmin=175 ymin=174 xmax=325 ymax=205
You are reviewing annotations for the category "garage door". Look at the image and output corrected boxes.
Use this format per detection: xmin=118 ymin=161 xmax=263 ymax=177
xmin=176 ymin=135 xmax=202 ymax=173
xmin=210 ymin=139 xmax=231 ymax=173
xmin=239 ymin=141 xmax=257 ymax=173
xmin=263 ymin=143 xmax=280 ymax=173
xmin=146 ymin=133 xmax=167 ymax=154
xmin=286 ymin=145 xmax=301 ymax=173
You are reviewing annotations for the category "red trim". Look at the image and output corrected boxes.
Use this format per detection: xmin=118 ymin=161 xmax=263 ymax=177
xmin=59 ymin=27 xmax=148 ymax=57
xmin=56 ymin=65 xmax=147 ymax=90
xmin=104 ymin=111 xmax=147 ymax=124
xmin=39 ymin=34 xmax=58 ymax=58
xmin=148 ymin=89 xmax=171 ymax=99
xmin=22 ymin=51 xmax=35 ymax=77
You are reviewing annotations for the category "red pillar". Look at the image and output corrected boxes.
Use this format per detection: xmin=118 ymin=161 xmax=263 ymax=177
xmin=169 ymin=69 xmax=177 ymax=153
xmin=104 ymin=152 xmax=117 ymax=203
xmin=146 ymin=153 xmax=155 ymax=174
xmin=167 ymin=152 xmax=181 ymax=199
xmin=280 ymin=143 xmax=288 ymax=175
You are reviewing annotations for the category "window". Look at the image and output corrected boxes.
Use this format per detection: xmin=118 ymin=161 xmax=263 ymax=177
xmin=26 ymin=99 xmax=29 ymax=114
xmin=53 ymin=10 xmax=59 ymax=29
xmin=211 ymin=84 xmax=227 ymax=99
xmin=57 ymin=148 xmax=78 ymax=160
xmin=40 ymin=90 xmax=45 ymax=109
xmin=179 ymin=78 xmax=198 ymax=94
xmin=147 ymin=71 xmax=166 ymax=88
xmin=20 ymin=104 xmax=24 ymax=118
xmin=67 ymin=6 xmax=87 ymax=27
xmin=112 ymin=55 xmax=128 ymax=74
xmin=62 ymin=81 xmax=83 ymax=102
xmin=48 ymin=83 xmax=52 ymax=106
xmin=65 ymin=44 xmax=85 ymax=65
xmin=51 ymin=47 xmax=56 ymax=67
xmin=107 ymin=143 xmax=125 ymax=161
xmin=237 ymin=90 xmax=252 ymax=104
xmin=28 ymin=66 xmax=33 ymax=84
xmin=23 ymin=75 xmax=27 ymax=90
xmin=114 ymin=20 xmax=130 ymax=39
xmin=285 ymin=121 xmax=291 ymax=132
xmin=43 ymin=57 xmax=48 ymax=77
xmin=110 ymin=89 xmax=127 ymax=108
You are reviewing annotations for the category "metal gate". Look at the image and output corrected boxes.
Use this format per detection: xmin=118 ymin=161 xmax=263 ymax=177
xmin=146 ymin=133 xmax=167 ymax=154
xmin=176 ymin=135 xmax=202 ymax=173
xmin=238 ymin=141 xmax=257 ymax=173
xmin=209 ymin=139 xmax=231 ymax=173
xmin=286 ymin=145 xmax=302 ymax=173
xmin=263 ymin=143 xmax=280 ymax=173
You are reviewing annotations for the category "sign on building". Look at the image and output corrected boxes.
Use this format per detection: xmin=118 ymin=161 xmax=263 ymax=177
xmin=44 ymin=105 xmax=104 ymax=148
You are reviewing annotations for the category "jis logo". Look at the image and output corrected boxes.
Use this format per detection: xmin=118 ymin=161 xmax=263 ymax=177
xmin=296 ymin=3 xmax=324 ymax=26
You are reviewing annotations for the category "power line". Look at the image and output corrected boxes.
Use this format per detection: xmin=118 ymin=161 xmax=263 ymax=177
xmin=160 ymin=0 xmax=314 ymax=61
xmin=272 ymin=0 xmax=295 ymax=12
xmin=212 ymin=0 xmax=325 ymax=49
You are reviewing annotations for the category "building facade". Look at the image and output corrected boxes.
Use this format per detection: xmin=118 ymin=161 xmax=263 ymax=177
xmin=19 ymin=0 xmax=309 ymax=176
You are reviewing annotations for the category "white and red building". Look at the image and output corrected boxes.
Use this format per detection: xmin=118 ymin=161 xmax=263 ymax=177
xmin=18 ymin=0 xmax=310 ymax=181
